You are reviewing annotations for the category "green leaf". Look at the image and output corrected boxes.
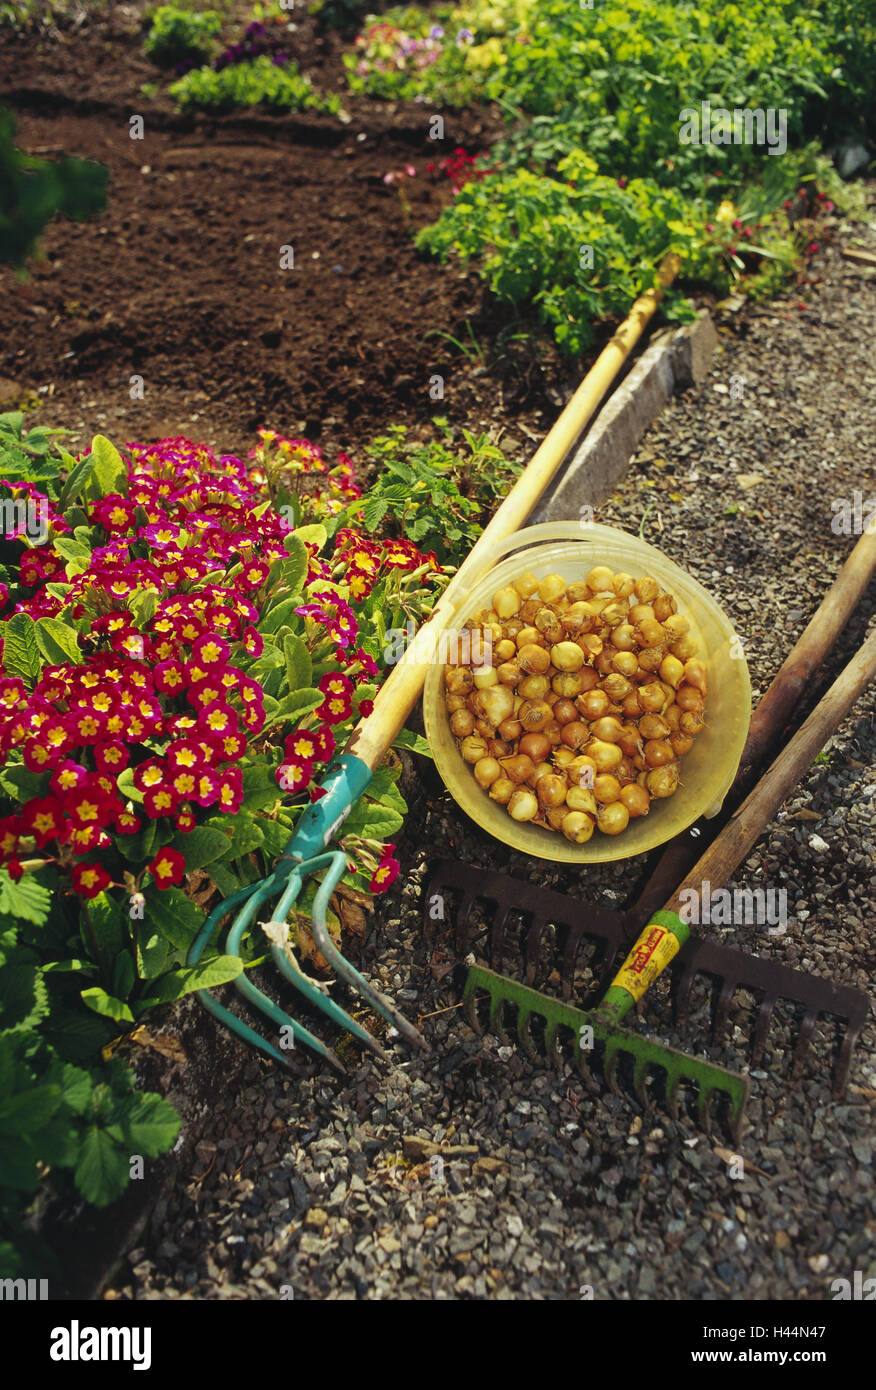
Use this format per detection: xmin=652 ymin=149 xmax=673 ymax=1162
xmin=365 ymin=765 xmax=406 ymax=814
xmin=137 ymin=954 xmax=243 ymax=1007
xmin=88 ymin=435 xmax=127 ymax=497
xmin=74 ymin=1125 xmax=130 ymax=1206
xmin=106 ymin=1092 xmax=180 ymax=1156
xmin=340 ymin=800 xmax=404 ymax=840
xmin=268 ymin=686 xmax=323 ymax=723
xmin=259 ymin=594 xmax=304 ymax=635
xmin=240 ymin=762 xmax=282 ymax=811
xmin=142 ymin=886 xmax=206 ymax=951
xmin=361 ymin=496 xmax=389 ymax=532
xmin=0 ymin=869 xmax=52 ymax=924
xmin=0 ymin=764 xmax=46 ymax=802
xmin=111 ymin=951 xmax=135 ymax=1000
xmin=116 ymin=766 xmax=144 ymax=805
xmin=128 ymin=587 xmax=158 ymax=629
xmin=279 ymin=533 xmax=309 ymax=593
xmin=57 ymin=448 xmax=93 ymax=511
xmin=1 ymin=612 xmax=41 ymax=686
xmin=283 ymin=632 xmax=312 ymax=691
xmin=293 ymin=523 xmax=328 ymax=552
xmin=58 ymin=1063 xmax=94 ymax=1116
xmin=205 ymin=860 xmax=242 ymax=899
xmin=80 ymin=987 xmax=135 ymax=1024
xmin=0 ymin=1083 xmax=61 ymax=1134
xmin=167 ymin=824 xmax=231 ymax=869
xmin=85 ymin=892 xmax=126 ymax=957
xmin=135 ymin=930 xmax=169 ymax=981
xmin=392 ymin=728 xmax=433 ymax=759
xmin=35 ymin=616 xmax=83 ymax=666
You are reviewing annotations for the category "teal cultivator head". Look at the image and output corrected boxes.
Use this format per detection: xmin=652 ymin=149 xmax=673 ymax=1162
xmin=188 ymin=754 xmax=427 ymax=1072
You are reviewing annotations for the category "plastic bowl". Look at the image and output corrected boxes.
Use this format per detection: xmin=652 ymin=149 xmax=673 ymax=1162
xmin=423 ymin=522 xmax=751 ymax=864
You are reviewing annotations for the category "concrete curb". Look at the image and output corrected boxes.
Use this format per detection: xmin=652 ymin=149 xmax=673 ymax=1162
xmin=528 ymin=311 xmax=718 ymax=524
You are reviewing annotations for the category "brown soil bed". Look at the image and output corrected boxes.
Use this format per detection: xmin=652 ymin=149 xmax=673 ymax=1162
xmin=0 ymin=10 xmax=584 ymax=464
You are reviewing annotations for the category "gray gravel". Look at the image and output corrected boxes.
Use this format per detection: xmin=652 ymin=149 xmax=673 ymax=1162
xmin=116 ymin=200 xmax=876 ymax=1302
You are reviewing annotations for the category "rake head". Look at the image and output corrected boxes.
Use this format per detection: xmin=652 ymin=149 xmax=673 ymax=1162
xmin=190 ymin=755 xmax=427 ymax=1071
xmin=427 ymin=858 xmax=870 ymax=1097
xmin=465 ymin=965 xmax=750 ymax=1142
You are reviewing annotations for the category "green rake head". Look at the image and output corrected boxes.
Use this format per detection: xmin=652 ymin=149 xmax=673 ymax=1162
xmin=464 ymin=944 xmax=751 ymax=1144
xmin=189 ymin=754 xmax=427 ymax=1070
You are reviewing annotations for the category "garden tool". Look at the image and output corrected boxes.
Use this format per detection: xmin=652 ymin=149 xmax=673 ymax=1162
xmin=429 ymin=526 xmax=876 ymax=1094
xmin=189 ymin=257 xmax=683 ymax=1068
xmin=456 ymin=622 xmax=876 ymax=1137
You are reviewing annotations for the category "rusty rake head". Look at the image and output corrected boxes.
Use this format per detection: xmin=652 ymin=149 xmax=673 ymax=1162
xmin=464 ymin=964 xmax=750 ymax=1141
xmin=426 ymin=858 xmax=869 ymax=1097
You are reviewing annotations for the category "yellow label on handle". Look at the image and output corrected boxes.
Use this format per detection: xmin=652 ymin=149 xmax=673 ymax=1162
xmin=611 ymin=921 xmax=683 ymax=1004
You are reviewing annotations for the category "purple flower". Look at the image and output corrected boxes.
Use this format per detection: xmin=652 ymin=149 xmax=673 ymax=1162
xmin=429 ymin=25 xmax=444 ymax=39
xmin=456 ymin=27 xmax=474 ymax=45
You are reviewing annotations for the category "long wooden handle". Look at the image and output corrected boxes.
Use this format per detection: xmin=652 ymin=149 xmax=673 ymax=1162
xmin=633 ymin=526 xmax=876 ymax=922
xmin=739 ymin=526 xmax=876 ymax=782
xmin=664 ymin=623 xmax=876 ymax=915
xmin=346 ymin=254 xmax=682 ymax=770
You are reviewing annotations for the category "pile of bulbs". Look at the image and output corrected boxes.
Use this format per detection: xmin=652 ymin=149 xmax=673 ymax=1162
xmin=444 ymin=566 xmax=708 ymax=844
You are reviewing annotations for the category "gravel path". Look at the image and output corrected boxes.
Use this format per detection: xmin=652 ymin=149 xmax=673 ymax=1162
xmin=117 ymin=203 xmax=876 ymax=1303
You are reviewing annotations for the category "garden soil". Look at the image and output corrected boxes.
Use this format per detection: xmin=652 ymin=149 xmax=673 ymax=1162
xmin=0 ymin=12 xmax=570 ymax=466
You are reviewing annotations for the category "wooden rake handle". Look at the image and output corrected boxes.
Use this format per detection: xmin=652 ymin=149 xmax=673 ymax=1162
xmin=635 ymin=527 xmax=876 ymax=920
xmin=666 ymin=622 xmax=876 ymax=915
xmin=739 ymin=526 xmax=876 ymax=784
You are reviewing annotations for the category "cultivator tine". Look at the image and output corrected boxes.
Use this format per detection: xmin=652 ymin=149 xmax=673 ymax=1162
xmin=466 ymin=965 xmax=750 ymax=1140
xmin=305 ymin=850 xmax=428 ymax=1052
xmin=224 ymin=876 xmax=348 ymax=1074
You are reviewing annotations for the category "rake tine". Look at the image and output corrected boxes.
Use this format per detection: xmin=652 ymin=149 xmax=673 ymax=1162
xmin=488 ymin=901 xmax=510 ymax=964
xmin=711 ymin=974 xmax=738 ymax=1045
xmin=834 ymin=1019 xmax=862 ymax=1097
xmin=516 ymin=1006 xmax=537 ymax=1058
xmin=308 ymin=850 xmax=428 ymax=1052
xmin=792 ymin=1007 xmax=819 ymax=1079
xmin=523 ymin=915 xmax=548 ymax=986
xmin=462 ymin=971 xmax=482 ymax=1034
xmin=751 ymin=994 xmax=778 ymax=1067
xmin=603 ymin=1037 xmax=623 ymax=1094
xmin=632 ymin=1052 xmax=650 ymax=1107
xmin=697 ymin=1084 xmax=715 ymax=1136
xmin=665 ymin=1067 xmax=681 ymax=1123
xmin=674 ymin=959 xmax=698 ymax=1031
xmin=488 ymin=988 xmax=508 ymax=1040
xmin=455 ymin=891 xmax=478 ymax=952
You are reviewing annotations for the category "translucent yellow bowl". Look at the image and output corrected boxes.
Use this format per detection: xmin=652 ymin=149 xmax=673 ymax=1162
xmin=423 ymin=522 xmax=751 ymax=864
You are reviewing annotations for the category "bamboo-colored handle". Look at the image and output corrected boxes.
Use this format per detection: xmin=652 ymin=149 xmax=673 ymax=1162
xmin=665 ymin=623 xmax=876 ymax=916
xmin=739 ymin=526 xmax=876 ymax=782
xmin=346 ymin=254 xmax=682 ymax=770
